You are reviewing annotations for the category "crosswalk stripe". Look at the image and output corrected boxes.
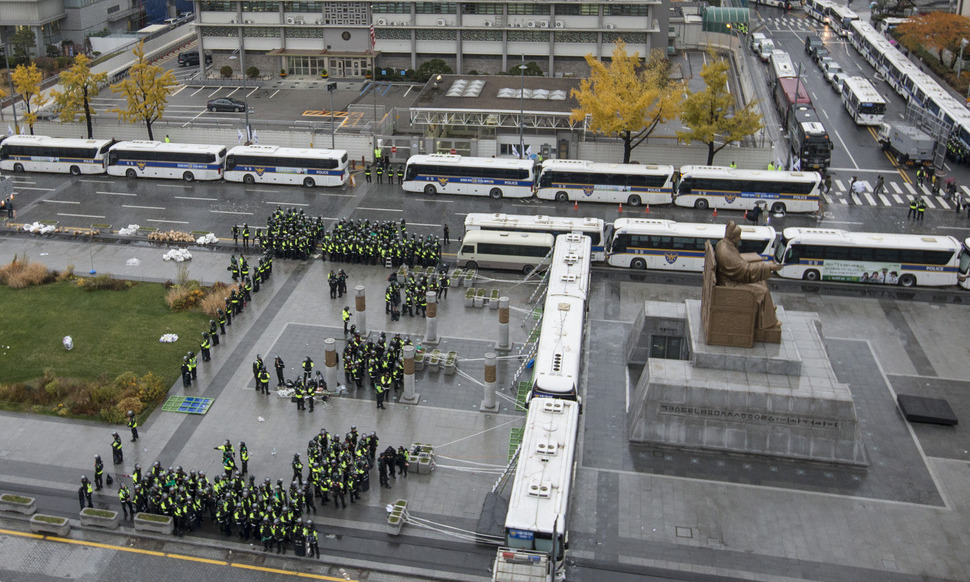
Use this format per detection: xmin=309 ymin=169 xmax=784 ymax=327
xmin=904 ymin=183 xmax=916 ymax=195
xmin=893 ymin=194 xmax=904 ymax=204
xmin=835 ymin=179 xmax=845 ymax=191
xmin=863 ymin=192 xmax=876 ymax=206
xmin=839 ymin=196 xmax=848 ymax=205
xmin=936 ymin=197 xmax=950 ymax=209
xmin=822 ymin=193 xmax=834 ymax=205
xmin=963 ymin=185 xmax=970 ymax=196
xmin=890 ymin=182 xmax=902 ymax=194
xmin=878 ymin=194 xmax=891 ymax=206
xmin=923 ymin=197 xmax=936 ymax=209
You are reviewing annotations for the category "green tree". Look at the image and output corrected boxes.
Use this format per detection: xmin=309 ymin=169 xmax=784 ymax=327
xmin=508 ymin=61 xmax=544 ymax=76
xmin=10 ymin=28 xmax=36 ymax=64
xmin=109 ymin=41 xmax=177 ymax=141
xmin=220 ymin=65 xmax=233 ymax=79
xmin=246 ymin=66 xmax=260 ymax=79
xmin=676 ymin=53 xmax=763 ymax=166
xmin=896 ymin=12 xmax=970 ymax=68
xmin=415 ymin=59 xmax=453 ymax=83
xmin=570 ymin=41 xmax=683 ymax=164
xmin=51 ymin=54 xmax=108 ymax=139
xmin=11 ymin=63 xmax=49 ymax=135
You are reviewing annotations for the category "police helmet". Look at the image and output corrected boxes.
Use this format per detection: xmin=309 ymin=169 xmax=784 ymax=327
xmin=112 ymin=432 xmax=119 ymax=437
xmin=95 ymin=454 xmax=100 ymax=459
xmin=134 ymin=463 xmax=141 ymax=470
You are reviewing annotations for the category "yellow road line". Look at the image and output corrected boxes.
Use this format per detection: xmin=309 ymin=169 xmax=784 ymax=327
xmin=0 ymin=527 xmax=357 ymax=581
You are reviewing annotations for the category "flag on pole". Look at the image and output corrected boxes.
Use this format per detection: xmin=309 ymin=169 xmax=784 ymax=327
xmin=7 ymin=125 xmax=13 ymax=137
xmin=237 ymin=129 xmax=244 ymax=144
xmin=511 ymin=144 xmax=519 ymax=158
xmin=370 ymin=22 xmax=376 ymax=51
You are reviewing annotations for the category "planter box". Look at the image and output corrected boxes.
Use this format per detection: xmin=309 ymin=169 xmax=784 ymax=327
xmin=386 ymin=513 xmax=404 ymax=535
xmin=444 ymin=351 xmax=457 ymax=375
xmin=414 ymin=351 xmax=425 ymax=371
xmin=465 ymin=289 xmax=476 ymax=307
xmin=417 ymin=452 xmax=435 ymax=474
xmin=474 ymin=289 xmax=486 ymax=308
xmin=488 ymin=290 xmax=501 ymax=309
xmin=451 ymin=269 xmax=463 ymax=284
xmin=30 ymin=514 xmax=70 ymax=536
xmin=0 ymin=493 xmax=37 ymax=515
xmin=427 ymin=350 xmax=441 ymax=372
xmin=80 ymin=507 xmax=120 ymax=529
xmin=464 ymin=274 xmax=475 ymax=287
xmin=134 ymin=512 xmax=174 ymax=535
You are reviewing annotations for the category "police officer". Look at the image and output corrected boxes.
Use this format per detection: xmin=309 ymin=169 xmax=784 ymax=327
xmin=376 ymin=164 xmax=384 ymax=184
xmin=187 ymin=351 xmax=198 ymax=381
xmin=364 ymin=165 xmax=372 ymax=183
xmin=232 ymin=224 xmax=240 ymax=246
xmin=253 ymin=354 xmax=264 ymax=389
xmin=274 ymin=355 xmax=286 ymax=387
xmin=258 ymin=367 xmax=271 ymax=394
xmin=342 ymin=306 xmax=352 ymax=334
xmin=242 ymin=223 xmax=251 ymax=249
xmin=217 ymin=310 xmax=227 ymax=334
xmin=200 ymin=332 xmax=211 ymax=362
xmin=292 ymin=454 xmax=304 ymax=486
xmin=396 ymin=165 xmax=404 ymax=185
xmin=118 ymin=483 xmax=134 ymax=518
xmin=239 ymin=442 xmax=250 ymax=475
xmin=127 ymin=410 xmax=139 ymax=441
xmin=209 ymin=319 xmax=220 ymax=345
xmin=111 ymin=432 xmax=124 ymax=464
xmin=80 ymin=476 xmax=94 ymax=508
xmin=302 ymin=357 xmax=314 ymax=383
xmin=94 ymin=455 xmax=104 ymax=490
xmin=908 ymin=196 xmax=919 ymax=220
xmin=917 ymin=196 xmax=927 ymax=221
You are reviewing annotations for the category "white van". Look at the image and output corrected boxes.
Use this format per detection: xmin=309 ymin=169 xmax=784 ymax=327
xmin=750 ymin=33 xmax=768 ymax=52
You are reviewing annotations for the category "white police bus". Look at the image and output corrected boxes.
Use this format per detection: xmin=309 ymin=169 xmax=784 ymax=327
xmin=841 ymin=76 xmax=887 ymax=126
xmin=774 ymin=227 xmax=962 ymax=287
xmin=224 ymin=145 xmax=349 ymax=187
xmin=456 ymin=230 xmax=555 ymax=273
xmin=403 ymin=154 xmax=536 ymax=199
xmin=107 ymin=141 xmax=227 ymax=181
xmin=535 ymin=159 xmax=675 ymax=207
xmin=607 ymin=218 xmax=776 ymax=271
xmin=0 ymin=135 xmax=116 ymax=175
xmin=674 ymin=166 xmax=822 ymax=214
xmin=463 ymin=213 xmax=607 ymax=262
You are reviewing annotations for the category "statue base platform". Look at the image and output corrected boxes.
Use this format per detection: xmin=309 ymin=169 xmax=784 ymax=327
xmin=627 ymin=300 xmax=868 ymax=466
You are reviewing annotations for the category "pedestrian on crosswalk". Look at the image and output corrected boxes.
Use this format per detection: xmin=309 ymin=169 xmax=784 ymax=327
xmin=874 ymin=175 xmax=884 ymax=197
xmin=822 ymin=173 xmax=832 ymax=194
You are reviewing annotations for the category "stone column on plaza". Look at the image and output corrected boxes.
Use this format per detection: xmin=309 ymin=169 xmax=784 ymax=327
xmin=497 ymin=296 xmax=510 ymax=351
xmin=480 ymin=352 xmax=499 ymax=413
xmin=355 ymin=285 xmax=367 ymax=335
xmin=424 ymin=290 xmax=438 ymax=345
xmin=324 ymin=337 xmax=338 ymax=393
xmin=400 ymin=344 xmax=419 ymax=405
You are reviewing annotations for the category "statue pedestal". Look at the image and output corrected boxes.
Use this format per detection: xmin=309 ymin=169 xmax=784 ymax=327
xmin=627 ymin=300 xmax=868 ymax=466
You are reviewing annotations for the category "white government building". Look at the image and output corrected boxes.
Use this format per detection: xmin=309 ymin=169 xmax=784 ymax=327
xmin=191 ymin=0 xmax=671 ymax=79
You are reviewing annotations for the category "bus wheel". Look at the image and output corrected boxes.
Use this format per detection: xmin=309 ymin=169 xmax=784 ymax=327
xmin=303 ymin=177 xmax=315 ymax=188
xmin=770 ymin=202 xmax=786 ymax=214
xmin=627 ymin=195 xmax=642 ymax=207
xmin=803 ymin=269 xmax=820 ymax=282
xmin=125 ymin=168 xmax=137 ymax=179
xmin=465 ymin=261 xmax=478 ymax=270
xmin=555 ymin=191 xmax=569 ymax=202
xmin=489 ymin=188 xmax=503 ymax=199
xmin=899 ymin=274 xmax=916 ymax=287
xmin=70 ymin=165 xmax=81 ymax=176
xmin=424 ymin=184 xmax=437 ymax=195
xmin=183 ymin=171 xmax=195 ymax=182
xmin=631 ymin=258 xmax=647 ymax=270
xmin=13 ymin=163 xmax=24 ymax=173
xmin=694 ymin=199 xmax=709 ymax=210
xmin=243 ymin=174 xmax=255 ymax=185
xmin=522 ymin=264 xmax=534 ymax=275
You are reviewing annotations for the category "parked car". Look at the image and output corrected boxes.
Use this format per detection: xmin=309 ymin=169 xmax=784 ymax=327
xmin=830 ymin=71 xmax=848 ymax=93
xmin=206 ymin=97 xmax=249 ymax=112
xmin=178 ymin=51 xmax=212 ymax=67
xmin=812 ymin=46 xmax=831 ymax=63
xmin=805 ymin=35 xmax=823 ymax=55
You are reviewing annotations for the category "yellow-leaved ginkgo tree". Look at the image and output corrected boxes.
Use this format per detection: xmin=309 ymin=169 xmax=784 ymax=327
xmin=109 ymin=41 xmax=177 ymax=141
xmin=11 ymin=63 xmax=48 ymax=135
xmin=570 ymin=40 xmax=683 ymax=164
xmin=52 ymin=54 xmax=108 ymax=139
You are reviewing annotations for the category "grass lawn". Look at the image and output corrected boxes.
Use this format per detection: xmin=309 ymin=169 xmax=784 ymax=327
xmin=0 ymin=280 xmax=209 ymax=386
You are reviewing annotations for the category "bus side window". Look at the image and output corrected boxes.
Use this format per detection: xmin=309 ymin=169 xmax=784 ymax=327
xmin=678 ymin=179 xmax=690 ymax=195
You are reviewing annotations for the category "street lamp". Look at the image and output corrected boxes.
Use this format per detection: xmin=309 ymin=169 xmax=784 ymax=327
xmin=518 ymin=56 xmax=527 ymax=159
xmin=229 ymin=44 xmax=251 ymax=142
xmin=327 ymin=82 xmax=337 ymax=149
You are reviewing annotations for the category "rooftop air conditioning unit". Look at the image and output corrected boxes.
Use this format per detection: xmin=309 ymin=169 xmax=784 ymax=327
xmin=483 ymin=20 xmax=492 ymax=27
xmin=555 ymin=20 xmax=564 ymax=28
xmin=377 ymin=18 xmax=387 ymax=25
xmin=527 ymin=20 xmax=536 ymax=27
xmin=245 ymin=20 xmax=253 ymax=24
xmin=229 ymin=18 xmax=236 ymax=23
xmin=294 ymin=19 xmax=303 ymax=24
xmin=315 ymin=19 xmax=322 ymax=24
xmin=539 ymin=20 xmax=548 ymax=28
xmin=437 ymin=18 xmax=446 ymax=26
xmin=286 ymin=17 xmax=295 ymax=24
xmin=607 ymin=23 xmax=617 ymax=29
xmin=514 ymin=22 xmax=522 ymax=27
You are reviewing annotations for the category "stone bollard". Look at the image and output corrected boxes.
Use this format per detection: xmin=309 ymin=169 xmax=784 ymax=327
xmin=400 ymin=344 xmax=419 ymax=404
xmin=480 ymin=352 xmax=499 ymax=412
xmin=424 ymin=291 xmax=438 ymax=344
xmin=497 ymin=297 xmax=510 ymax=351
xmin=355 ymin=285 xmax=367 ymax=335
xmin=324 ymin=338 xmax=338 ymax=393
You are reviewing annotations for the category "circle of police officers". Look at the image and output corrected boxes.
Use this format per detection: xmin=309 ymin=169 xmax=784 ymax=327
xmin=81 ymin=428 xmax=412 ymax=558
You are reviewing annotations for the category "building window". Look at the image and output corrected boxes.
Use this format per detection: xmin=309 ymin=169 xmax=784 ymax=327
xmin=284 ymin=1 xmax=324 ymax=11
xmin=372 ymin=2 xmax=411 ymax=13
xmin=415 ymin=2 xmax=457 ymax=13
xmin=604 ymin=5 xmax=650 ymax=16
xmin=553 ymin=3 xmax=598 ymax=15
xmin=416 ymin=29 xmax=458 ymax=40
xmin=507 ymin=4 xmax=550 ymax=15
xmin=376 ymin=28 xmax=411 ymax=39
xmin=201 ymin=25 xmax=238 ymax=36
xmin=462 ymin=29 xmax=502 ymax=41
xmin=508 ymin=30 xmax=549 ymax=42
xmin=288 ymin=26 xmax=325 ymax=37
xmin=244 ymin=26 xmax=281 ymax=37
xmin=461 ymin=3 xmax=502 ymax=14
xmin=200 ymin=1 xmax=236 ymax=11
xmin=603 ymin=32 xmax=647 ymax=44
xmin=241 ymin=1 xmax=277 ymax=12
xmin=554 ymin=31 xmax=597 ymax=43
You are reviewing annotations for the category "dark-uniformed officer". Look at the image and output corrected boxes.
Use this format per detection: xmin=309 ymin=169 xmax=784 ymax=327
xmin=364 ymin=165 xmax=372 ymax=183
xmin=111 ymin=432 xmax=124 ymax=464
xmin=209 ymin=319 xmax=220 ymax=345
xmin=274 ymin=355 xmax=285 ymax=386
xmin=240 ymin=442 xmax=250 ymax=474
xmin=118 ymin=483 xmax=134 ymax=518
xmin=94 ymin=455 xmax=104 ymax=490
xmin=127 ymin=410 xmax=139 ymax=441
xmin=80 ymin=476 xmax=93 ymax=508
xmin=200 ymin=333 xmax=211 ymax=362
xmin=342 ymin=306 xmax=352 ymax=334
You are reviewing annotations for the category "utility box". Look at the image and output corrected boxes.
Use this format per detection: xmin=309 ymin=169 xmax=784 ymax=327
xmin=877 ymin=122 xmax=934 ymax=166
